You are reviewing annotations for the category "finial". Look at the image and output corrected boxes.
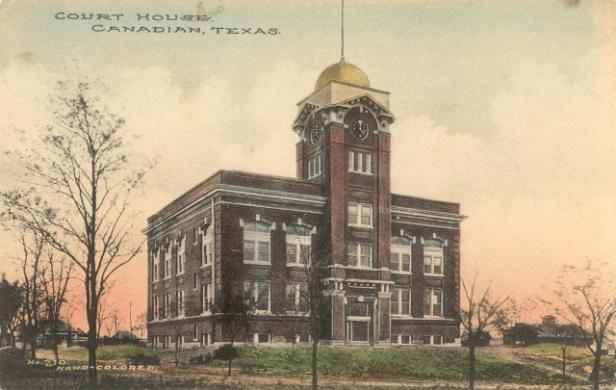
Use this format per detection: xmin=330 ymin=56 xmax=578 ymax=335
xmin=341 ymin=0 xmax=345 ymax=62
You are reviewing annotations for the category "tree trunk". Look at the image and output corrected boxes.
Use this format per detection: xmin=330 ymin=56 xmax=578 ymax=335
xmin=311 ymin=339 xmax=318 ymax=390
xmin=228 ymin=341 xmax=233 ymax=376
xmin=468 ymin=345 xmax=476 ymax=390
xmin=87 ymin=303 xmax=98 ymax=387
xmin=590 ymin=352 xmax=601 ymax=390
xmin=561 ymin=346 xmax=566 ymax=379
xmin=175 ymin=339 xmax=179 ymax=366
xmin=29 ymin=334 xmax=37 ymax=359
xmin=53 ymin=340 xmax=60 ymax=365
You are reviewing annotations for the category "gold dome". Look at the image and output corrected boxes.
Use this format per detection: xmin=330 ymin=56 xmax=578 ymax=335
xmin=314 ymin=60 xmax=370 ymax=91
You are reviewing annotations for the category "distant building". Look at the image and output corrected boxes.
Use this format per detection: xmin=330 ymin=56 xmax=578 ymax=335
xmin=145 ymin=59 xmax=465 ymax=348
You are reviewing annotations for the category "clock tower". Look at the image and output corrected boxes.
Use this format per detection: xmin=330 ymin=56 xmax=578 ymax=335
xmin=292 ymin=60 xmax=395 ymax=344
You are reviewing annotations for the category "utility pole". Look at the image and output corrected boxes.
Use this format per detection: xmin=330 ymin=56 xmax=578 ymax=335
xmin=129 ymin=301 xmax=133 ymax=339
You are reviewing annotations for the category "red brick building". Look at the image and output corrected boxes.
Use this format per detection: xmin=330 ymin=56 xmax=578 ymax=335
xmin=145 ymin=61 xmax=465 ymax=348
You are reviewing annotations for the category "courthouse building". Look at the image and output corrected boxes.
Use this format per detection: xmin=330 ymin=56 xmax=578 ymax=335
xmin=145 ymin=59 xmax=465 ymax=348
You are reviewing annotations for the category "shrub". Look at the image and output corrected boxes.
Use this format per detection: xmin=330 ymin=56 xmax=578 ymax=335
xmin=213 ymin=344 xmax=238 ymax=361
xmin=0 ymin=347 xmax=26 ymax=379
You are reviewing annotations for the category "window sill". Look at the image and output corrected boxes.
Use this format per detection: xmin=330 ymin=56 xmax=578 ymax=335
xmin=391 ymin=271 xmax=412 ymax=275
xmin=348 ymin=224 xmax=373 ymax=229
xmin=348 ymin=170 xmax=374 ymax=176
xmin=243 ymin=260 xmax=272 ymax=266
xmin=200 ymin=263 xmax=212 ymax=268
xmin=392 ymin=314 xmax=413 ymax=319
xmin=424 ymin=273 xmax=444 ymax=277
xmin=286 ymin=263 xmax=309 ymax=269
xmin=253 ymin=310 xmax=272 ymax=315
xmin=347 ymin=265 xmax=374 ymax=270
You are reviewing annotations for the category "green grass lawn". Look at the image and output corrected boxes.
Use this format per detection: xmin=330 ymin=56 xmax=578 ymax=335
xmin=212 ymin=346 xmax=557 ymax=384
xmin=513 ymin=343 xmax=616 ymax=380
xmin=59 ymin=344 xmax=159 ymax=362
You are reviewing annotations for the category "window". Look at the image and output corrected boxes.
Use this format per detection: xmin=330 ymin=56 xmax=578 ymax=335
xmin=391 ymin=236 xmax=412 ymax=273
xmin=348 ymin=203 xmax=372 ymax=228
xmin=423 ymin=288 xmax=443 ymax=317
xmin=286 ymin=283 xmax=309 ymax=312
xmin=201 ymin=227 xmax=213 ymax=267
xmin=423 ymin=239 xmax=444 ymax=276
xmin=200 ymin=333 xmax=210 ymax=347
xmin=430 ymin=335 xmax=443 ymax=345
xmin=286 ymin=225 xmax=312 ymax=266
xmin=308 ymin=154 xmax=322 ymax=179
xmin=193 ymin=324 xmax=198 ymax=341
xmin=193 ymin=273 xmax=198 ymax=290
xmin=248 ymin=333 xmax=271 ymax=344
xmin=176 ymin=236 xmax=186 ymax=275
xmin=393 ymin=334 xmax=412 ymax=345
xmin=163 ymin=293 xmax=171 ymax=318
xmin=243 ymin=221 xmax=271 ymax=264
xmin=391 ymin=288 xmax=411 ymax=316
xmin=244 ymin=280 xmax=271 ymax=312
xmin=176 ymin=289 xmax=184 ymax=317
xmin=163 ymin=244 xmax=171 ymax=279
xmin=153 ymin=295 xmax=159 ymax=320
xmin=347 ymin=242 xmax=372 ymax=268
xmin=348 ymin=150 xmax=372 ymax=174
xmin=151 ymin=250 xmax=159 ymax=282
xmin=201 ymin=283 xmax=211 ymax=313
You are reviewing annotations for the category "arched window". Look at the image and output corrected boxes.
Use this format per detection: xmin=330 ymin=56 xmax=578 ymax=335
xmin=423 ymin=238 xmax=445 ymax=276
xmin=243 ymin=221 xmax=272 ymax=265
xmin=391 ymin=236 xmax=412 ymax=273
xmin=286 ymin=224 xmax=313 ymax=267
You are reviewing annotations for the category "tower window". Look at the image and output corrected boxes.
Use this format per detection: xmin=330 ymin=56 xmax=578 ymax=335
xmin=348 ymin=150 xmax=372 ymax=174
xmin=348 ymin=203 xmax=372 ymax=228
xmin=347 ymin=242 xmax=372 ymax=268
xmin=308 ymin=154 xmax=322 ymax=179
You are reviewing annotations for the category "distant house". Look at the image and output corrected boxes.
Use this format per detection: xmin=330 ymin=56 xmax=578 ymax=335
xmin=503 ymin=316 xmax=586 ymax=346
xmin=38 ymin=320 xmax=87 ymax=347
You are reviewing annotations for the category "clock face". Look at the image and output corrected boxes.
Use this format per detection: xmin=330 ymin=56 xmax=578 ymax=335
xmin=304 ymin=113 xmax=325 ymax=145
xmin=351 ymin=119 xmax=369 ymax=140
xmin=344 ymin=106 xmax=376 ymax=141
xmin=310 ymin=121 xmax=324 ymax=144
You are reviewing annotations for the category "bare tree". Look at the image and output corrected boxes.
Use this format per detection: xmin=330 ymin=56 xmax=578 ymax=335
xmin=297 ymin=237 xmax=342 ymax=390
xmin=553 ymin=322 xmax=584 ymax=380
xmin=213 ymin=292 xmax=254 ymax=376
xmin=96 ymin=294 xmax=109 ymax=340
xmin=0 ymin=81 xmax=151 ymax=384
xmin=169 ymin=295 xmax=199 ymax=366
xmin=460 ymin=274 xmax=511 ymax=390
xmin=16 ymin=231 xmax=46 ymax=359
xmin=554 ymin=261 xmax=616 ymax=390
xmin=39 ymin=250 xmax=73 ymax=364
